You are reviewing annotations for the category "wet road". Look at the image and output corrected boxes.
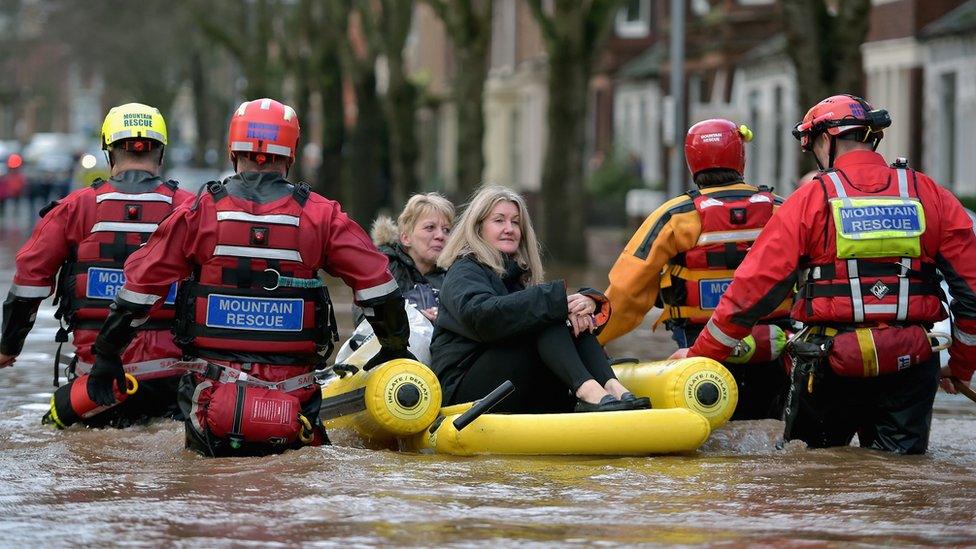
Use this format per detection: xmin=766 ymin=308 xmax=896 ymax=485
xmin=0 ymin=225 xmax=974 ymax=546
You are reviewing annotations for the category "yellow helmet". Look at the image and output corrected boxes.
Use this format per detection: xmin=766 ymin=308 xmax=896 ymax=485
xmin=100 ymin=103 xmax=168 ymax=150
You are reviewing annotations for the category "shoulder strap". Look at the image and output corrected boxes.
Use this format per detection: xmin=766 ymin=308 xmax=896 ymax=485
xmin=685 ymin=188 xmax=702 ymax=200
xmin=163 ymin=179 xmax=179 ymax=191
xmin=90 ymin=177 xmax=106 ymax=189
xmin=757 ymin=184 xmax=774 ymax=193
xmin=38 ymin=200 xmax=60 ymax=218
xmin=292 ymin=182 xmax=311 ymax=207
xmin=205 ymin=180 xmax=229 ymax=202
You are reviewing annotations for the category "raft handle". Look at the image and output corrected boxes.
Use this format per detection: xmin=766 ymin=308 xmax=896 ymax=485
xmin=452 ymin=380 xmax=515 ymax=432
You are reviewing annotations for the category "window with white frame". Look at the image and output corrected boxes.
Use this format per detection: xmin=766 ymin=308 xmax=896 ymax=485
xmin=939 ymin=71 xmax=957 ymax=188
xmin=616 ymin=0 xmax=651 ymax=38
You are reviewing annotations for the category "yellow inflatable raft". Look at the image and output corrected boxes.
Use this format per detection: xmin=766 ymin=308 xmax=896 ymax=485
xmin=611 ymin=357 xmax=738 ymax=429
xmin=320 ymin=340 xmax=737 ymax=456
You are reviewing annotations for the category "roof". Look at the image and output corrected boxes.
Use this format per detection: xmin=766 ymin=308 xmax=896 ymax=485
xmin=739 ymin=33 xmax=787 ymax=63
xmin=617 ymin=42 xmax=665 ymax=80
xmin=921 ymin=0 xmax=976 ymax=39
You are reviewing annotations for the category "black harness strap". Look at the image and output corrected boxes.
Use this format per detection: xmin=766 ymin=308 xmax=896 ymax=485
xmin=801 ymin=281 xmax=941 ymax=299
xmin=292 ymin=183 xmax=311 ymax=207
xmin=805 ymin=261 xmax=938 ymax=282
xmin=206 ymin=180 xmax=229 ymax=202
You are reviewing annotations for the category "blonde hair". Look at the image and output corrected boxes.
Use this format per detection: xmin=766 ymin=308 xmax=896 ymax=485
xmin=438 ymin=185 xmax=544 ymax=285
xmin=371 ymin=192 xmax=455 ymax=247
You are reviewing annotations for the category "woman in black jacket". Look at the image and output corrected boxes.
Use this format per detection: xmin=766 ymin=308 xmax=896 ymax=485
xmin=430 ymin=185 xmax=649 ymax=413
xmin=355 ymin=193 xmax=455 ymax=324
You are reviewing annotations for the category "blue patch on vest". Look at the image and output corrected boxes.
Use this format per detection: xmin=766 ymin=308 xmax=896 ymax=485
xmin=699 ymin=278 xmax=732 ymax=310
xmin=205 ymin=294 xmax=304 ymax=332
xmin=86 ymin=268 xmax=177 ymax=305
xmin=838 ymin=204 xmax=921 ymax=234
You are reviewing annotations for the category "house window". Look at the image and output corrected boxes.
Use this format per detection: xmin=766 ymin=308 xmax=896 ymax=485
xmin=940 ymin=72 xmax=957 ymax=187
xmin=616 ymin=0 xmax=651 ymax=38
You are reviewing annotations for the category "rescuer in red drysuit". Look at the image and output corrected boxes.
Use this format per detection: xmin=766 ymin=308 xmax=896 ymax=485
xmin=87 ymin=98 xmax=413 ymax=457
xmin=0 ymin=103 xmax=193 ymax=428
xmin=677 ymin=94 xmax=976 ymax=454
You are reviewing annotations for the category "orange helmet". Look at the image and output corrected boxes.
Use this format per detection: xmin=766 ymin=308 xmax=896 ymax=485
xmin=792 ymin=94 xmax=890 ymax=152
xmin=228 ymin=98 xmax=300 ymax=166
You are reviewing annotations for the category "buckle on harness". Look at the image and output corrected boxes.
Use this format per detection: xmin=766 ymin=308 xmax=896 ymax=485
xmin=263 ymin=268 xmax=282 ymax=291
xmin=204 ymin=362 xmax=224 ymax=381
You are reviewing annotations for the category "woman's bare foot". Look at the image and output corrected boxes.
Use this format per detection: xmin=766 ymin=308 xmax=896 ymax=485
xmin=604 ymin=378 xmax=629 ymax=400
xmin=575 ymin=379 xmax=613 ymax=404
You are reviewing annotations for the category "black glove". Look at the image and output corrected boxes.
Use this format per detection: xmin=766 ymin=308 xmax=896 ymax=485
xmin=87 ymin=352 xmax=126 ymax=406
xmin=364 ymin=345 xmax=417 ymax=371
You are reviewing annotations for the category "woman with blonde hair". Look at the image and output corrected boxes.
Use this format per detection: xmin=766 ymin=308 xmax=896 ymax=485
xmin=364 ymin=192 xmax=454 ymax=322
xmin=430 ymin=185 xmax=649 ymax=413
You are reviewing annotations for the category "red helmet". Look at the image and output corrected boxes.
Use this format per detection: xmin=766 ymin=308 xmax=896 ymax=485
xmin=792 ymin=94 xmax=890 ymax=151
xmin=227 ymin=98 xmax=300 ymax=164
xmin=684 ymin=119 xmax=752 ymax=177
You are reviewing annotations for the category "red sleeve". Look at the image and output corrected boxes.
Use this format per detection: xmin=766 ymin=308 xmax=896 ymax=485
xmin=690 ymin=187 xmax=815 ymax=359
xmin=173 ymin=188 xmax=196 ymax=207
xmin=930 ymin=184 xmax=976 ymax=381
xmin=119 ymin=205 xmax=196 ymax=305
xmin=11 ymin=192 xmax=89 ymax=297
xmin=319 ymin=200 xmax=397 ymax=304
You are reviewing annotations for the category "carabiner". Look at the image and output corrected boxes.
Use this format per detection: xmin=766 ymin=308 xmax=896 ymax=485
xmin=297 ymin=414 xmax=314 ymax=444
xmin=263 ymin=268 xmax=281 ymax=291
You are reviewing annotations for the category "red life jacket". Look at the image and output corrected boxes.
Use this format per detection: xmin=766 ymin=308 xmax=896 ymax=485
xmin=659 ymin=185 xmax=791 ymax=326
xmin=794 ymin=166 xmax=945 ymax=325
xmin=55 ymin=178 xmax=180 ymax=331
xmin=173 ymin=181 xmax=337 ymax=363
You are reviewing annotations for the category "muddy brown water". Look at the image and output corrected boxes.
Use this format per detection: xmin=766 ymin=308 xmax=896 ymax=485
xmin=0 ymin=228 xmax=974 ymax=546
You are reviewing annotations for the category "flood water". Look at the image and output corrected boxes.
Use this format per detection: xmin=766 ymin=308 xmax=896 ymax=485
xmin=1 ymin=223 xmax=975 ymax=546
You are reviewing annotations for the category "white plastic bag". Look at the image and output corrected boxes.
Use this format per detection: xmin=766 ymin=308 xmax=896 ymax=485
xmin=335 ymin=303 xmax=434 ymax=366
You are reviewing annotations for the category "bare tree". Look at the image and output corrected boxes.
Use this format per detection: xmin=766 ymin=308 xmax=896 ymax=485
xmin=192 ymin=0 xmax=285 ymax=99
xmin=334 ymin=2 xmax=390 ymax=224
xmin=781 ymin=0 xmax=872 ymax=119
xmin=359 ymin=0 xmax=421 ymax=208
xmin=423 ymin=0 xmax=492 ymax=198
xmin=527 ymin=0 xmax=623 ymax=264
xmin=43 ymin=0 xmax=193 ymax=113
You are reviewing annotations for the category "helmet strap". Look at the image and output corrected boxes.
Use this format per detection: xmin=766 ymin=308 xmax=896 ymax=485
xmin=828 ymin=136 xmax=837 ymax=169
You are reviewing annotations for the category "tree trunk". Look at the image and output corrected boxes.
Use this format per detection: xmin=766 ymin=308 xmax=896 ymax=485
xmin=422 ymin=0 xmax=492 ymax=200
xmin=386 ymin=67 xmax=420 ymax=206
xmin=315 ymin=50 xmax=345 ymax=200
xmin=540 ymin=44 xmax=590 ymax=264
xmin=528 ymin=0 xmax=622 ymax=264
xmin=782 ymin=0 xmax=872 ymax=131
xmin=454 ymin=41 xmax=488 ymax=199
xmin=189 ymin=49 xmax=211 ymax=168
xmin=345 ymin=70 xmax=390 ymax=224
xmin=290 ymin=63 xmax=312 ymax=182
xmin=378 ymin=0 xmax=420 ymax=207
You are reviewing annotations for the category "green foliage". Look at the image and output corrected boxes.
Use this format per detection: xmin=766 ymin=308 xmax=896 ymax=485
xmin=957 ymin=196 xmax=976 ymax=212
xmin=585 ymin=153 xmax=645 ymax=201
